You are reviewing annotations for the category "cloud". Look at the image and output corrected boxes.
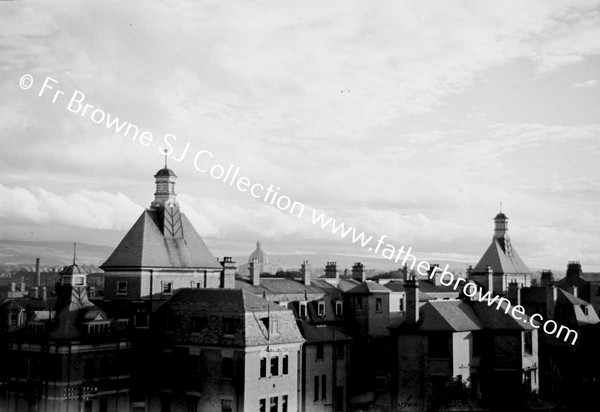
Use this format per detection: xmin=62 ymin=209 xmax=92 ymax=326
xmin=574 ymin=79 xmax=598 ymax=88
xmin=0 ymin=184 xmax=142 ymax=231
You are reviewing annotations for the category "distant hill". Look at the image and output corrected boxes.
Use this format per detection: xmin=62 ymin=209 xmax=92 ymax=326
xmin=0 ymin=240 xmax=114 ymax=267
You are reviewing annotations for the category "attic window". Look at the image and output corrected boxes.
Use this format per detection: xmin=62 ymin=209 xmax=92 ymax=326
xmin=318 ymin=302 xmax=325 ymax=317
xmin=162 ymin=282 xmax=173 ymax=295
xmin=299 ymin=302 xmax=307 ymax=318
xmin=524 ymin=331 xmax=533 ymax=355
xmin=74 ymin=276 xmax=84 ymax=286
xmin=581 ymin=305 xmax=588 ymax=316
xmin=375 ymin=298 xmax=382 ymax=312
xmin=335 ymin=301 xmax=343 ymax=316
xmin=117 ymin=281 xmax=128 ymax=296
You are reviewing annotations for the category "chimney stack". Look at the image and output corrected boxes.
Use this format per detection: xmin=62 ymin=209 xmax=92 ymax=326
xmin=325 ymin=262 xmax=338 ymax=279
xmin=35 ymin=258 xmax=41 ymax=287
xmin=545 ymin=285 xmax=557 ymax=319
xmin=301 ymin=261 xmax=311 ymax=286
xmin=403 ymin=265 xmax=410 ymax=282
xmin=352 ymin=262 xmax=365 ymax=283
xmin=486 ymin=265 xmax=494 ymax=295
xmin=41 ymin=286 xmax=47 ymax=301
xmin=572 ymin=286 xmax=578 ymax=298
xmin=428 ymin=264 xmax=441 ymax=285
xmin=507 ymin=282 xmax=521 ymax=306
xmin=220 ymin=257 xmax=236 ymax=289
xmin=29 ymin=287 xmax=39 ymax=299
xmin=10 ymin=282 xmax=16 ymax=292
xmin=20 ymin=277 xmax=26 ymax=292
xmin=250 ymin=258 xmax=260 ymax=286
xmin=566 ymin=261 xmax=582 ymax=279
xmin=541 ymin=270 xmax=553 ymax=288
xmin=404 ymin=278 xmax=420 ymax=323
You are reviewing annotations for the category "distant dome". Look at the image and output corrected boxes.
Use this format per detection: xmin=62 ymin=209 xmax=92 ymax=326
xmin=494 ymin=212 xmax=508 ymax=220
xmin=248 ymin=241 xmax=269 ymax=264
xmin=154 ymin=167 xmax=177 ymax=178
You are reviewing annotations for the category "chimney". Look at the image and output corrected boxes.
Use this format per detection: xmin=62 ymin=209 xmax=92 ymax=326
xmin=220 ymin=257 xmax=236 ymax=289
xmin=10 ymin=282 xmax=16 ymax=292
xmin=250 ymin=258 xmax=260 ymax=286
xmin=507 ymin=282 xmax=521 ymax=306
xmin=545 ymin=285 xmax=557 ymax=319
xmin=428 ymin=264 xmax=441 ymax=285
xmin=352 ymin=262 xmax=365 ymax=283
xmin=404 ymin=278 xmax=420 ymax=323
xmin=301 ymin=261 xmax=311 ymax=286
xmin=29 ymin=287 xmax=39 ymax=299
xmin=572 ymin=286 xmax=578 ymax=298
xmin=41 ymin=286 xmax=47 ymax=301
xmin=541 ymin=270 xmax=553 ymax=288
xmin=486 ymin=265 xmax=493 ymax=295
xmin=566 ymin=261 xmax=582 ymax=279
xmin=325 ymin=262 xmax=338 ymax=279
xmin=20 ymin=277 xmax=26 ymax=292
xmin=403 ymin=265 xmax=410 ymax=282
xmin=35 ymin=258 xmax=41 ymax=287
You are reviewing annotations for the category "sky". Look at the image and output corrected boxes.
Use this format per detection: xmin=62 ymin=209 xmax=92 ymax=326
xmin=0 ymin=0 xmax=599 ymax=271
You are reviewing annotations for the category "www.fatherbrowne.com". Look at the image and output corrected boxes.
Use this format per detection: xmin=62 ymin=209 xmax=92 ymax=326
xmin=22 ymin=73 xmax=578 ymax=346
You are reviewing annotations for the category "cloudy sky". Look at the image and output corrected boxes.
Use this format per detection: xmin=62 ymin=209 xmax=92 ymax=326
xmin=1 ymin=0 xmax=599 ymax=270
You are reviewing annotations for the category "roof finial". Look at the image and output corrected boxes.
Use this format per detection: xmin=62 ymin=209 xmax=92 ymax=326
xmin=73 ymin=242 xmax=77 ymax=265
xmin=164 ymin=148 xmax=168 ymax=168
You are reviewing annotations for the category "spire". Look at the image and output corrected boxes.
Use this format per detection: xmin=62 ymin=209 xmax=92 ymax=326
xmin=73 ymin=242 xmax=77 ymax=265
xmin=164 ymin=148 xmax=168 ymax=168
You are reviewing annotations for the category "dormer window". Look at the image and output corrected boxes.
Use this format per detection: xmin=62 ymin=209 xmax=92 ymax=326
xmin=74 ymin=276 xmax=84 ymax=286
xmin=299 ymin=302 xmax=307 ymax=318
xmin=335 ymin=301 xmax=343 ymax=316
xmin=162 ymin=282 xmax=173 ymax=295
xmin=318 ymin=302 xmax=325 ymax=317
xmin=269 ymin=319 xmax=279 ymax=336
xmin=581 ymin=305 xmax=588 ymax=316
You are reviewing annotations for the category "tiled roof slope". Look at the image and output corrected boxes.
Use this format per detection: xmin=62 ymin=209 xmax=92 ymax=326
xmin=101 ymin=209 xmax=221 ymax=270
xmin=473 ymin=237 xmax=530 ymax=275
xmin=158 ymin=289 xmax=305 ymax=347
xmin=419 ymin=300 xmax=483 ymax=332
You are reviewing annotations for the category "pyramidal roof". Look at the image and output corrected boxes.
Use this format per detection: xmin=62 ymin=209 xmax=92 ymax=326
xmin=101 ymin=209 xmax=222 ymax=270
xmin=473 ymin=237 xmax=530 ymax=275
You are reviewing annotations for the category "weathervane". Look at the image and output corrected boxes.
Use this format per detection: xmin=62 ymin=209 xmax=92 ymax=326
xmin=164 ymin=148 xmax=168 ymax=168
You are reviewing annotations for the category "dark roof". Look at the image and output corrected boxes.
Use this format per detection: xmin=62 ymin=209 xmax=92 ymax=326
xmin=473 ymin=237 xmax=530 ymax=275
xmin=494 ymin=212 xmax=508 ymax=220
xmin=345 ymin=281 xmax=390 ymax=294
xmin=59 ymin=263 xmax=88 ymax=276
xmin=383 ymin=280 xmax=458 ymax=295
xmin=471 ymin=300 xmax=536 ymax=330
xmin=556 ymin=289 xmax=600 ymax=326
xmin=154 ymin=167 xmax=177 ymax=178
xmin=419 ymin=300 xmax=483 ymax=332
xmin=581 ymin=273 xmax=600 ymax=282
xmin=297 ymin=322 xmax=352 ymax=343
xmin=159 ymin=288 xmax=304 ymax=346
xmin=236 ymin=278 xmax=327 ymax=301
xmin=101 ymin=210 xmax=222 ymax=270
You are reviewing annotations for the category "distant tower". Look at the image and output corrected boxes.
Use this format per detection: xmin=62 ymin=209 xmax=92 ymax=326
xmin=151 ymin=153 xmax=178 ymax=209
xmin=493 ymin=211 xmax=511 ymax=254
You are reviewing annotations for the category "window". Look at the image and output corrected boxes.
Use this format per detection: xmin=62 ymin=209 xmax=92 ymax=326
xmin=321 ymin=374 xmax=327 ymax=400
xmin=269 ymin=319 xmax=279 ymax=336
xmin=316 ymin=344 xmax=324 ymax=360
xmin=336 ymin=343 xmax=345 ymax=359
xmin=9 ymin=311 xmax=20 ymax=326
xmin=270 ymin=356 xmax=279 ymax=376
xmin=335 ymin=301 xmax=343 ymax=316
xmin=87 ymin=322 xmax=110 ymax=335
xmin=314 ymin=376 xmax=320 ymax=401
xmin=162 ymin=282 xmax=173 ymax=295
xmin=399 ymin=297 xmax=405 ymax=312
xmin=335 ymin=387 xmax=344 ymax=411
xmin=299 ymin=302 xmax=307 ymax=317
xmin=74 ymin=276 xmax=84 ymax=286
xmin=259 ymin=399 xmax=266 ymax=412
xmin=270 ymin=397 xmax=278 ymax=412
xmin=355 ymin=297 xmax=362 ymax=311
xmin=222 ymin=357 xmax=233 ymax=379
xmin=117 ymin=281 xmax=128 ymax=296
xmin=282 ymin=354 xmax=289 ymax=375
xmin=192 ymin=317 xmax=206 ymax=333
xmin=376 ymin=297 xmax=382 ymax=312
xmin=282 ymin=395 xmax=288 ymax=412
xmin=581 ymin=305 xmax=589 ymax=316
xmin=524 ymin=331 xmax=533 ymax=355
xmin=221 ymin=399 xmax=232 ymax=412
xmin=318 ymin=301 xmax=325 ymax=317
xmin=428 ymin=333 xmax=451 ymax=358
xmin=186 ymin=397 xmax=198 ymax=412
xmin=223 ymin=318 xmax=236 ymax=335
xmin=260 ymin=357 xmax=267 ymax=378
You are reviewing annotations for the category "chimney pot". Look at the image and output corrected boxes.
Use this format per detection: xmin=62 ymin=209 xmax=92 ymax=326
xmin=301 ymin=261 xmax=311 ymax=286
xmin=250 ymin=258 xmax=260 ymax=286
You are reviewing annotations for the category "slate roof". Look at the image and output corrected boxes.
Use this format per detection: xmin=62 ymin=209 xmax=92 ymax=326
xmin=297 ymin=322 xmax=352 ymax=343
xmin=418 ymin=300 xmax=483 ymax=332
xmin=158 ymin=288 xmax=305 ymax=347
xmin=471 ymin=300 xmax=536 ymax=330
xmin=473 ymin=237 xmax=530 ymax=275
xmin=345 ymin=281 xmax=390 ymax=294
xmin=556 ymin=289 xmax=600 ymax=326
xmin=236 ymin=278 xmax=327 ymax=302
xmin=580 ymin=273 xmax=600 ymax=283
xmin=101 ymin=209 xmax=222 ymax=270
